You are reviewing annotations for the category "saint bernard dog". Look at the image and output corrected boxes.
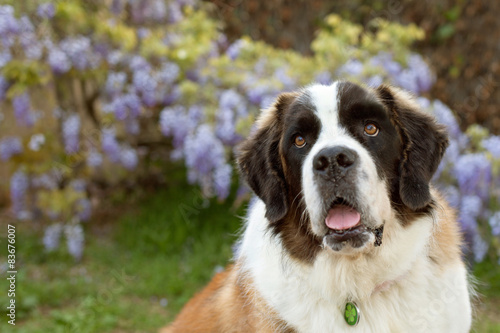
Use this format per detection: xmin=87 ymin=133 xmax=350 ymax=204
xmin=161 ymin=81 xmax=472 ymax=333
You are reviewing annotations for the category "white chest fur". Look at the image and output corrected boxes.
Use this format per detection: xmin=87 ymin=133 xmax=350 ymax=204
xmin=237 ymin=200 xmax=472 ymax=333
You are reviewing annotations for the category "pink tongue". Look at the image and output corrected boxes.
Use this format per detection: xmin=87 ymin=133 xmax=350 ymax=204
xmin=325 ymin=206 xmax=361 ymax=230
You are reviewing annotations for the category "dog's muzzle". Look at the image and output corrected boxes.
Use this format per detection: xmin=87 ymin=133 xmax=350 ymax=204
xmin=313 ymin=146 xmax=358 ymax=178
xmin=312 ymin=146 xmax=384 ymax=251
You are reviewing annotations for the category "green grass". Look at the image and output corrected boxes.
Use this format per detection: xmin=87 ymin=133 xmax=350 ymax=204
xmin=0 ymin=172 xmax=244 ymax=333
xmin=0 ymin=170 xmax=498 ymax=332
xmin=471 ymin=260 xmax=500 ymax=332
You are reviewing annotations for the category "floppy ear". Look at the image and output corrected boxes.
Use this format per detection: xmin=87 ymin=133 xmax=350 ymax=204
xmin=237 ymin=93 xmax=296 ymax=223
xmin=377 ymin=85 xmax=449 ymax=210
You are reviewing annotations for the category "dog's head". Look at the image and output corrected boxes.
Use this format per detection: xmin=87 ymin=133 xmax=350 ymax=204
xmin=238 ymin=81 xmax=448 ymax=260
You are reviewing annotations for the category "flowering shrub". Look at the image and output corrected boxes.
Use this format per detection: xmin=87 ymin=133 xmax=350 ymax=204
xmin=0 ymin=1 xmax=498 ymax=263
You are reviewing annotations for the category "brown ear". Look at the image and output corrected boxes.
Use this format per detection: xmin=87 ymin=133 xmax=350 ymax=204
xmin=237 ymin=93 xmax=296 ymax=223
xmin=377 ymin=85 xmax=449 ymax=210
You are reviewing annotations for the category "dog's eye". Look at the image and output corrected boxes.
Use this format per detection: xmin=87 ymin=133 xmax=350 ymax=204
xmin=294 ymin=135 xmax=306 ymax=148
xmin=364 ymin=123 xmax=379 ymax=136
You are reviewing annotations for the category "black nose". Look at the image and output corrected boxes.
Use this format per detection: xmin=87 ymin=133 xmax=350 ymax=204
xmin=313 ymin=146 xmax=358 ymax=176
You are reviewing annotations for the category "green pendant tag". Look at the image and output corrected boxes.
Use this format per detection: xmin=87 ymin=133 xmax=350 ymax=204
xmin=344 ymin=302 xmax=361 ymax=326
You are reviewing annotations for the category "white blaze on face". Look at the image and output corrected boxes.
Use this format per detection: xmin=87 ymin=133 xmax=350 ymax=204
xmin=301 ymin=83 xmax=393 ymax=237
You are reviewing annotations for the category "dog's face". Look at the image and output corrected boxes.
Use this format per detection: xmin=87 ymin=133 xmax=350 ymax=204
xmin=238 ymin=81 xmax=448 ymax=261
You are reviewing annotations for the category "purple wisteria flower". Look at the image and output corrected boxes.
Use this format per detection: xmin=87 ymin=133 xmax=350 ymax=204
xmin=338 ymin=59 xmax=363 ymax=77
xmin=107 ymin=50 xmax=124 ymax=66
xmin=365 ymin=75 xmax=383 ymax=87
xmin=185 ymin=68 xmax=201 ymax=83
xmin=93 ymin=41 xmax=110 ymax=58
xmin=0 ymin=5 xmax=20 ymax=47
xmin=0 ymin=75 xmax=9 ymax=101
xmin=213 ymin=163 xmax=232 ymax=199
xmin=246 ymin=84 xmax=272 ymax=106
xmin=188 ymin=105 xmax=205 ymax=125
xmin=105 ymin=93 xmax=141 ymax=120
xmin=120 ymin=147 xmax=138 ymax=170
xmin=19 ymin=15 xmax=34 ymax=33
xmin=62 ymin=114 xmax=81 ymax=154
xmin=10 ymin=170 xmax=29 ymax=218
xmin=149 ymin=0 xmax=168 ymax=22
xmin=434 ymin=139 xmax=460 ymax=181
xmin=37 ymin=3 xmax=55 ymax=19
xmin=13 ymin=93 xmax=29 ymax=118
xmin=0 ymin=49 xmax=12 ymax=67
xmin=168 ymin=1 xmax=183 ymax=24
xmin=215 ymin=89 xmax=247 ymax=144
xmin=160 ymin=105 xmax=192 ymax=148
xmin=137 ymin=27 xmax=150 ymax=40
xmin=43 ymin=223 xmax=63 ymax=251
xmin=226 ymin=39 xmax=245 ymax=60
xmin=370 ymin=52 xmax=402 ymax=77
xmin=48 ymin=47 xmax=71 ymax=74
xmin=417 ymin=97 xmax=431 ymax=109
xmin=60 ymin=36 xmax=98 ymax=70
xmin=166 ymin=86 xmax=183 ymax=106
xmin=460 ymin=195 xmax=482 ymax=220
xmin=184 ymin=125 xmax=228 ymax=195
xmin=70 ymin=179 xmax=86 ymax=192
xmin=393 ymin=70 xmax=418 ymax=95
xmin=472 ymin=233 xmax=488 ymax=262
xmin=133 ymin=68 xmax=157 ymax=106
xmin=32 ymin=173 xmax=57 ymax=189
xmin=65 ymin=222 xmax=84 ymax=260
xmin=489 ymin=212 xmax=500 ymax=237
xmin=20 ymin=29 xmax=43 ymax=60
xmin=458 ymin=194 xmax=484 ymax=258
xmin=407 ymin=54 xmax=434 ymax=93
xmin=87 ymin=149 xmax=103 ymax=167
xmin=105 ymin=71 xmax=127 ymax=95
xmin=0 ymin=136 xmax=23 ymax=160
xmin=77 ymin=198 xmax=92 ymax=221
xmin=315 ymin=71 xmax=332 ymax=85
xmin=101 ymin=128 xmax=121 ymax=163
xmin=482 ymin=135 xmax=500 ymax=158
xmin=129 ymin=55 xmax=151 ymax=71
xmin=157 ymin=62 xmax=180 ymax=85
xmin=432 ymin=100 xmax=462 ymax=140
xmin=260 ymin=95 xmax=276 ymax=109
xmin=391 ymin=55 xmax=434 ymax=94
xmin=220 ymin=89 xmax=246 ymax=116
xmin=216 ymin=106 xmax=237 ymax=145
xmin=370 ymin=52 xmax=434 ymax=94
xmin=13 ymin=93 xmax=36 ymax=127
xmin=274 ymin=67 xmax=295 ymax=89
xmin=453 ymin=153 xmax=492 ymax=199
xmin=440 ymin=185 xmax=461 ymax=209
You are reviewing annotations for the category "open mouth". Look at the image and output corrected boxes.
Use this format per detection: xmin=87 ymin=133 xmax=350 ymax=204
xmin=325 ymin=198 xmax=362 ymax=232
xmin=323 ymin=198 xmax=371 ymax=250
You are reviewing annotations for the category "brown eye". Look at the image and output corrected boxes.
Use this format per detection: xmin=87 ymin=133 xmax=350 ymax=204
xmin=364 ymin=123 xmax=379 ymax=136
xmin=294 ymin=135 xmax=306 ymax=148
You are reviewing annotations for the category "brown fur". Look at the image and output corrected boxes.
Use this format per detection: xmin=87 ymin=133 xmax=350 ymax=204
xmin=160 ymin=264 xmax=294 ymax=333
xmin=428 ymin=190 xmax=464 ymax=268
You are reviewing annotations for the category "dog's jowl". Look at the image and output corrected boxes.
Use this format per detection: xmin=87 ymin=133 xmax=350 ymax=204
xmin=161 ymin=81 xmax=472 ymax=333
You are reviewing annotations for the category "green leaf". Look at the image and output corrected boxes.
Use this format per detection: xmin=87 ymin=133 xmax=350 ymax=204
xmin=2 ymin=60 xmax=50 ymax=93
xmin=436 ymin=24 xmax=455 ymax=40
xmin=444 ymin=6 xmax=461 ymax=22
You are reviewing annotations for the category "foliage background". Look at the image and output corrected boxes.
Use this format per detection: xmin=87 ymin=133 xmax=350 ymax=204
xmin=211 ymin=0 xmax=500 ymax=133
xmin=0 ymin=0 xmax=498 ymax=332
